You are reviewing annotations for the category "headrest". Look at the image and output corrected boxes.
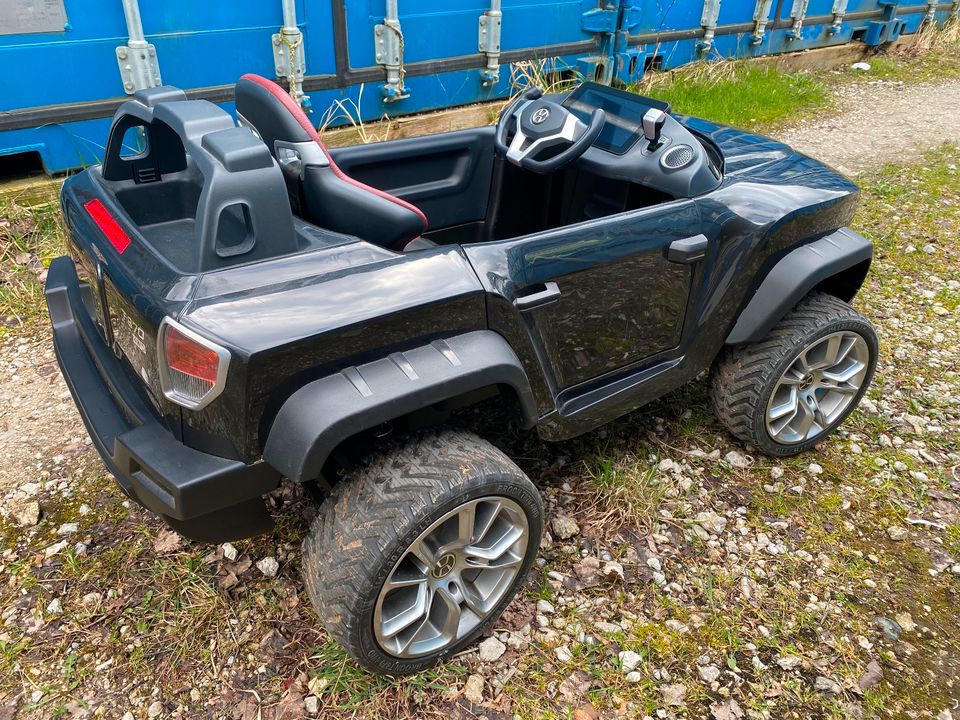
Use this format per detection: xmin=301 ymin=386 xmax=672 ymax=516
xmin=234 ymin=74 xmax=325 ymax=159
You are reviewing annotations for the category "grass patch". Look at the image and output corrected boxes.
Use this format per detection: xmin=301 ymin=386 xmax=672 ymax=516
xmin=859 ymin=18 xmax=960 ymax=82
xmin=0 ymin=197 xmax=64 ymax=333
xmin=635 ymin=62 xmax=830 ymax=131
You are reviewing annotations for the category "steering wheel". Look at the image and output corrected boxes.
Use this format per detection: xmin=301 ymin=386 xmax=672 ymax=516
xmin=494 ymin=87 xmax=606 ymax=174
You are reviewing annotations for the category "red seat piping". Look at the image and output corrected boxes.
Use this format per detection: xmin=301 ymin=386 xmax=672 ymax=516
xmin=239 ymin=73 xmax=429 ymax=232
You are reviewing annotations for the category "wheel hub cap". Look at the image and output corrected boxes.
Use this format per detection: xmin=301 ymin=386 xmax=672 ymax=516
xmin=431 ymin=553 xmax=457 ymax=579
xmin=373 ymin=496 xmax=529 ymax=658
xmin=765 ymin=330 xmax=870 ymax=445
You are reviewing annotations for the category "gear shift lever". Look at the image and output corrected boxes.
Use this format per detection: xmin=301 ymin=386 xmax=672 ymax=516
xmin=642 ymin=108 xmax=667 ymax=149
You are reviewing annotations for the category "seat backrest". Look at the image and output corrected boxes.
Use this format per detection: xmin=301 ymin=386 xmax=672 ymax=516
xmin=234 ymin=74 xmax=428 ymax=249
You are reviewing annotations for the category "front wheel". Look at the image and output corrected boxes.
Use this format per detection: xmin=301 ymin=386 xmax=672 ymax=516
xmin=302 ymin=430 xmax=543 ymax=675
xmin=711 ymin=292 xmax=878 ymax=457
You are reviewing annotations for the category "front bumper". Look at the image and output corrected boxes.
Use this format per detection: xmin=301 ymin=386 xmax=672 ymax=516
xmin=44 ymin=256 xmax=279 ymax=542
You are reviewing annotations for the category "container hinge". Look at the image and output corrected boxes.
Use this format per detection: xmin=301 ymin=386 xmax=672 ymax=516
xmin=116 ymin=0 xmax=161 ymax=94
xmin=697 ymin=0 xmax=720 ymax=54
xmin=116 ymin=42 xmax=162 ymax=94
xmin=272 ymin=27 xmax=308 ymax=110
xmin=697 ymin=0 xmax=722 ymax=53
xmin=750 ymin=0 xmax=775 ymax=43
xmin=925 ymin=0 xmax=938 ymax=21
xmin=786 ymin=0 xmax=810 ymax=39
xmin=375 ymin=8 xmax=409 ymax=102
xmin=580 ymin=5 xmax=620 ymax=33
xmin=620 ymin=0 xmax=643 ymax=32
xmin=828 ymin=0 xmax=849 ymax=33
xmin=478 ymin=4 xmax=503 ymax=86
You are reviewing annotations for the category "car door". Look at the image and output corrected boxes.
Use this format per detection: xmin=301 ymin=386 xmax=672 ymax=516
xmin=328 ymin=127 xmax=495 ymax=231
xmin=464 ymin=199 xmax=704 ymax=394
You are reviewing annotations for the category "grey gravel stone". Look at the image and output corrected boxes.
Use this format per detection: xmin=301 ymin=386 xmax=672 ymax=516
xmin=536 ymin=599 xmax=555 ymax=614
xmin=477 ymin=636 xmax=506 ymax=662
xmin=814 ymin=676 xmax=842 ymax=694
xmin=463 ymin=674 xmax=484 ymax=704
xmin=661 ymin=683 xmax=687 ymax=706
xmin=619 ymin=650 xmax=642 ymax=672
xmin=221 ymin=543 xmax=238 ymax=561
xmin=695 ymin=510 xmax=728 ymax=535
xmin=776 ymin=655 xmax=803 ymax=671
xmin=698 ymin=665 xmax=721 ymax=683
xmin=551 ymin=515 xmax=580 ymax=540
xmin=256 ymin=557 xmax=279 ymax=577
xmin=886 ymin=526 xmax=909 ymax=541
xmin=724 ymin=450 xmax=751 ymax=468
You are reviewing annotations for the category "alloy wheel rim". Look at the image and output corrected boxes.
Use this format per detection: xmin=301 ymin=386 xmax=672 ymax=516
xmin=765 ymin=330 xmax=870 ymax=445
xmin=373 ymin=496 xmax=529 ymax=658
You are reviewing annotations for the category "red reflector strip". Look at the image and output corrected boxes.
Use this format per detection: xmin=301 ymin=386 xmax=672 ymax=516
xmin=83 ymin=198 xmax=131 ymax=254
xmin=164 ymin=325 xmax=220 ymax=384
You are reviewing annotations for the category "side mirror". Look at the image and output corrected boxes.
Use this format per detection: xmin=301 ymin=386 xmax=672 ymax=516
xmin=642 ymin=108 xmax=667 ymax=147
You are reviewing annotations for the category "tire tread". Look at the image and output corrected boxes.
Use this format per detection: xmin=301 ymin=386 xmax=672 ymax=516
xmin=302 ymin=429 xmax=541 ymax=674
xmin=711 ymin=292 xmax=877 ymax=456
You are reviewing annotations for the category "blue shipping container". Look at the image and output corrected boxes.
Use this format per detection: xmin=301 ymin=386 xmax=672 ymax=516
xmin=0 ymin=0 xmax=954 ymax=173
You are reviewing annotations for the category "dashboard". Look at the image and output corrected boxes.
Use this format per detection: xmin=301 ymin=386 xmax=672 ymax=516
xmin=563 ymin=83 xmax=670 ymax=156
xmin=559 ymin=82 xmax=723 ymax=199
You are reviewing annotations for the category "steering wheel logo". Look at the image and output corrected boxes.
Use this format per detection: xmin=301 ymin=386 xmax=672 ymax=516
xmin=531 ymin=107 xmax=551 ymax=125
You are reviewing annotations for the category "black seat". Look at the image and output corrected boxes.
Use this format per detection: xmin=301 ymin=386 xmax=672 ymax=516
xmin=234 ymin=74 xmax=428 ymax=250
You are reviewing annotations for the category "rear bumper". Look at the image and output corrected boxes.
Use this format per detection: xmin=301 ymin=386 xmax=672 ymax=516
xmin=44 ymin=256 xmax=279 ymax=542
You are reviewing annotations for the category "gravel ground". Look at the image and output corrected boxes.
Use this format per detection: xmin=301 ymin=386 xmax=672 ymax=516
xmin=0 ymin=335 xmax=89 ymax=499
xmin=779 ymin=78 xmax=960 ymax=176
xmin=1 ymin=77 xmax=959 ymax=719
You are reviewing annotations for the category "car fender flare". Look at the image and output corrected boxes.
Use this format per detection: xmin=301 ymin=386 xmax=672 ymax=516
xmin=262 ymin=331 xmax=539 ymax=483
xmin=725 ymin=227 xmax=873 ymax=345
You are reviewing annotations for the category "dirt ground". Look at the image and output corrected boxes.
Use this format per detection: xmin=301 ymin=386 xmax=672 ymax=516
xmin=1 ymin=72 xmax=959 ymax=719
xmin=780 ymin=77 xmax=960 ymax=176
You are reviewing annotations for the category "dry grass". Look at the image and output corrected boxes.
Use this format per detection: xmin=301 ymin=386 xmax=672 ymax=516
xmin=507 ymin=58 xmax=581 ymax=98
xmin=316 ymin=58 xmax=579 ymax=147
xmin=317 ymin=85 xmax=396 ymax=145
xmin=0 ymin=198 xmax=64 ymax=332
xmin=910 ymin=14 xmax=960 ymax=53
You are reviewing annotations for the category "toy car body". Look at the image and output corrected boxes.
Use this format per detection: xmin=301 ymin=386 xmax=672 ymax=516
xmin=46 ymin=75 xmax=877 ymax=673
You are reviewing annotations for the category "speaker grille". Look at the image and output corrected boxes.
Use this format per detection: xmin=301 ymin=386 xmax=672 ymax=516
xmin=662 ymin=144 xmax=695 ymax=169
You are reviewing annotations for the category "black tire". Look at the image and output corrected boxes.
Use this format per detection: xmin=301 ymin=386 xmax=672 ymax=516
xmin=302 ymin=429 xmax=543 ymax=675
xmin=711 ymin=292 xmax=878 ymax=457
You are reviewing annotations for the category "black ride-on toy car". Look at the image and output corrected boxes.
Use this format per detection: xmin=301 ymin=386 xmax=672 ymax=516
xmin=46 ymin=74 xmax=877 ymax=674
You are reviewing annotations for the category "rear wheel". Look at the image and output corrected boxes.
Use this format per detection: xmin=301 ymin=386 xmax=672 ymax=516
xmin=302 ymin=430 xmax=542 ymax=675
xmin=711 ymin=292 xmax=878 ymax=456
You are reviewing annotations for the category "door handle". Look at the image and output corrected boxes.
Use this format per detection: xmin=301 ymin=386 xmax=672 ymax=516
xmin=667 ymin=234 xmax=709 ymax=264
xmin=514 ymin=281 xmax=561 ymax=311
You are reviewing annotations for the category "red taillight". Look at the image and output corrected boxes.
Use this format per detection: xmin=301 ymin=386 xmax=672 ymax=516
xmin=165 ymin=325 xmax=220 ymax=384
xmin=158 ymin=319 xmax=229 ymax=410
xmin=83 ymin=198 xmax=131 ymax=254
